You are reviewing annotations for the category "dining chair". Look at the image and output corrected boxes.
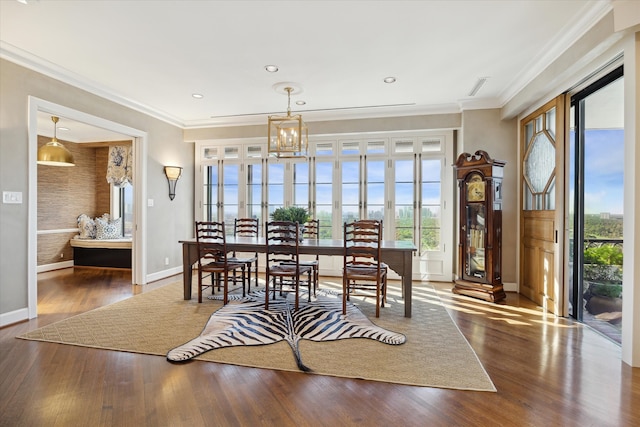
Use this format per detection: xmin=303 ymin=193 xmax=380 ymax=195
xmin=228 ymin=217 xmax=259 ymax=290
xmin=265 ymin=221 xmax=313 ymax=310
xmin=195 ymin=221 xmax=247 ymax=304
xmin=343 ymin=219 xmax=388 ymax=317
xmin=280 ymin=218 xmax=320 ymax=295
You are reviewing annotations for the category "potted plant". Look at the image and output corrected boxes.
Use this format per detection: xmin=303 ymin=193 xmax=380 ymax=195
xmin=270 ymin=206 xmax=310 ymax=224
xmin=582 ymin=245 xmax=623 ymax=319
xmin=270 ymin=207 xmax=310 ymax=240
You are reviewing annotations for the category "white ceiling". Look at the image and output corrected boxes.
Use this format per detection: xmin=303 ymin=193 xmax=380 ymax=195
xmin=1 ymin=0 xmax=612 ymax=140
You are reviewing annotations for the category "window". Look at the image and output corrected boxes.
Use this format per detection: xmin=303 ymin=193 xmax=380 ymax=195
xmin=195 ymin=131 xmax=453 ymax=281
xmin=111 ymin=184 xmax=133 ymax=237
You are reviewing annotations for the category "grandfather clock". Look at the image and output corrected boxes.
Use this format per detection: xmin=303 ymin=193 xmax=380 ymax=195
xmin=453 ymin=150 xmax=506 ymax=302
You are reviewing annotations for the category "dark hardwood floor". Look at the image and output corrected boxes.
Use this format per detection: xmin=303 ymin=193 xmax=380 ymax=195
xmin=1 ymin=268 xmax=638 ymax=427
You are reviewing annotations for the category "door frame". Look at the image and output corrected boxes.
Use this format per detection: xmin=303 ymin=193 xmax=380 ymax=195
xmin=27 ymin=97 xmax=148 ymax=318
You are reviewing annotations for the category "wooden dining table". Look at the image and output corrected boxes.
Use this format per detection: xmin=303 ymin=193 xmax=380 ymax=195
xmin=180 ymin=237 xmax=417 ymax=317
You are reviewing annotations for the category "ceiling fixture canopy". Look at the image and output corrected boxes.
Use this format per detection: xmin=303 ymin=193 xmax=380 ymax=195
xmin=268 ymin=84 xmax=308 ymax=158
xmin=37 ymin=116 xmax=75 ymax=167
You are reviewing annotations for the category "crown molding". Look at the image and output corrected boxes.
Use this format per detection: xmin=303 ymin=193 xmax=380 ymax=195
xmin=497 ymin=1 xmax=613 ymax=107
xmin=1 ymin=41 xmax=184 ymax=128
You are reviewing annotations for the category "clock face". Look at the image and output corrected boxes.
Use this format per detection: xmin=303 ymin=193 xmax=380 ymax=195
xmin=466 ymin=175 xmax=485 ymax=202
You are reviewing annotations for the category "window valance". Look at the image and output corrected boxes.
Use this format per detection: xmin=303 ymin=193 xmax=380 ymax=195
xmin=106 ymin=146 xmax=133 ymax=187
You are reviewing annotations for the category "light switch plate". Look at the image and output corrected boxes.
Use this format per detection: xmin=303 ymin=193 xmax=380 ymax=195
xmin=3 ymin=191 xmax=23 ymax=204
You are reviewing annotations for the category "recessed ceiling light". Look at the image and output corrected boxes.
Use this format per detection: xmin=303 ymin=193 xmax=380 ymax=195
xmin=192 ymin=93 xmax=204 ymax=99
xmin=296 ymin=100 xmax=306 ymax=106
xmin=383 ymin=77 xmax=397 ymax=84
xmin=265 ymin=65 xmax=279 ymax=73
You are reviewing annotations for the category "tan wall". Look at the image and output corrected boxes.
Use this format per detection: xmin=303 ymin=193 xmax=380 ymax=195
xmin=183 ymin=113 xmax=462 ymax=141
xmin=1 ymin=58 xmax=191 ymax=316
xmin=460 ymin=109 xmax=518 ymax=285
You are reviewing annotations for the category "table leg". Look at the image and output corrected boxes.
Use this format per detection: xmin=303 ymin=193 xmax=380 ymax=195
xmin=403 ymin=252 xmax=412 ymax=318
xmin=182 ymin=243 xmax=193 ymax=300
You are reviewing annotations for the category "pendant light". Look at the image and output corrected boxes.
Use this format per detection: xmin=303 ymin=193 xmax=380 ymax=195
xmin=37 ymin=116 xmax=75 ymax=166
xmin=268 ymin=85 xmax=308 ymax=158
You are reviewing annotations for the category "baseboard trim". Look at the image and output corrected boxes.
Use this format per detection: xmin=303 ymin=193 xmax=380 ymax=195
xmin=503 ymin=282 xmax=518 ymax=292
xmin=146 ymin=266 xmax=182 ymax=284
xmin=37 ymin=261 xmax=74 ymax=273
xmin=0 ymin=307 xmax=29 ymax=327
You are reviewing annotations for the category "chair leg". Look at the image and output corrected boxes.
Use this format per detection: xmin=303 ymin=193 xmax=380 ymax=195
xmin=246 ymin=262 xmax=251 ymax=293
xmin=382 ymin=276 xmax=387 ymax=306
xmin=314 ymin=265 xmax=319 ymax=295
xmin=223 ymin=271 xmax=228 ymax=305
xmin=251 ymin=256 xmax=257 ymax=290
xmin=342 ymin=275 xmax=347 ymax=315
xmin=241 ymin=266 xmax=246 ymax=297
xmin=265 ymin=271 xmax=270 ymax=310
xmin=243 ymin=267 xmax=247 ymax=296
xmin=198 ymin=271 xmax=203 ymax=303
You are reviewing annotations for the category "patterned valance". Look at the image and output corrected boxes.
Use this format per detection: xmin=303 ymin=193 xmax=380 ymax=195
xmin=106 ymin=146 xmax=133 ymax=187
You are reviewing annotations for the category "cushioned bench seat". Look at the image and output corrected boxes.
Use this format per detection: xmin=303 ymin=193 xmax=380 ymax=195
xmin=70 ymin=237 xmax=132 ymax=268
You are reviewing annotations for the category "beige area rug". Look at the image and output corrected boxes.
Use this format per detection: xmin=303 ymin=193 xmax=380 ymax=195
xmin=18 ymin=281 xmax=496 ymax=391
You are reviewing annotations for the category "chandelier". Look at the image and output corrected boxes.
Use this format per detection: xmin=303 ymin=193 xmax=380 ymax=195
xmin=268 ymin=86 xmax=308 ymax=158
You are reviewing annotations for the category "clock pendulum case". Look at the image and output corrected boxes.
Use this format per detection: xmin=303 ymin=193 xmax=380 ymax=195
xmin=453 ymin=150 xmax=506 ymax=302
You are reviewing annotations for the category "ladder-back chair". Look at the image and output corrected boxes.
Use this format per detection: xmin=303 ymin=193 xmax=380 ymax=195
xmin=343 ymin=219 xmax=388 ymax=317
xmin=229 ymin=218 xmax=259 ymax=290
xmin=265 ymin=221 xmax=312 ymax=310
xmin=195 ymin=221 xmax=247 ymax=304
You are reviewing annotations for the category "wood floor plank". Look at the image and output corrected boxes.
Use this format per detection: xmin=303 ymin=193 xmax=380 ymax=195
xmin=1 ymin=268 xmax=638 ymax=426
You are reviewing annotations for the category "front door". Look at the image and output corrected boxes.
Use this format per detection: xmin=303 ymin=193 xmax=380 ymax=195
xmin=520 ymin=96 xmax=566 ymax=315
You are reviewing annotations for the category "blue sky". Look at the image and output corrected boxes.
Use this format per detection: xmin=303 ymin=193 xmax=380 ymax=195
xmin=571 ymin=129 xmax=624 ymax=215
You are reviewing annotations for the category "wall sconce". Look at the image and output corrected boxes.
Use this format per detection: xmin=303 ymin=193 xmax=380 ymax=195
xmin=164 ymin=166 xmax=182 ymax=200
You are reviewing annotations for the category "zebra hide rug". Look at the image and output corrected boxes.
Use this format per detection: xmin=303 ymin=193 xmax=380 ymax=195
xmin=166 ymin=289 xmax=406 ymax=372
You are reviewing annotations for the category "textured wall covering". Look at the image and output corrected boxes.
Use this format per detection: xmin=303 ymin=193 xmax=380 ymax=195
xmin=95 ymin=147 xmax=111 ymax=215
xmin=36 ymin=139 xmax=122 ymax=265
xmin=37 ymin=232 xmax=77 ymax=265
xmin=37 ymin=135 xmax=98 ymax=229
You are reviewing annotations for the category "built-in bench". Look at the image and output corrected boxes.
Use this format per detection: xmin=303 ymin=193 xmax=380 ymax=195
xmin=70 ymin=237 xmax=132 ymax=269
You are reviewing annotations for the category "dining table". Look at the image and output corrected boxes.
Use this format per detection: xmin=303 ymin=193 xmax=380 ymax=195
xmin=180 ymin=237 xmax=417 ymax=317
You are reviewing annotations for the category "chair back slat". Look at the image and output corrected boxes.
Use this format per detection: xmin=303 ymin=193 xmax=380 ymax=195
xmin=303 ymin=219 xmax=319 ymax=240
xmin=234 ymin=218 xmax=259 ymax=237
xmin=344 ymin=219 xmax=383 ymax=268
xmin=196 ymin=221 xmax=229 ymax=266
xmin=266 ymin=221 xmax=300 ymax=261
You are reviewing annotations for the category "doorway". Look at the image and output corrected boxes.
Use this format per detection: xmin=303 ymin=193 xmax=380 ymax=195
xmin=27 ymin=97 xmax=148 ymax=319
xmin=569 ymin=66 xmax=624 ymax=343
